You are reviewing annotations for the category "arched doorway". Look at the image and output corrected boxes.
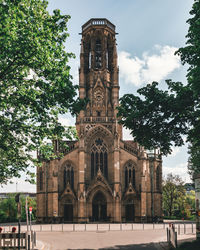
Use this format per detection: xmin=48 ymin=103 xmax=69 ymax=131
xmin=62 ymin=197 xmax=73 ymax=222
xmin=125 ymin=198 xmax=135 ymax=222
xmin=92 ymin=192 xmax=107 ymax=221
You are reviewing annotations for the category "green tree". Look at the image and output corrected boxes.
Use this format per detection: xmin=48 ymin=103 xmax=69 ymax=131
xmin=0 ymin=194 xmax=17 ymax=223
xmin=0 ymin=0 xmax=84 ymax=184
xmin=163 ymin=173 xmax=186 ymax=217
xmin=117 ymin=0 xmax=200 ymax=175
xmin=0 ymin=194 xmax=37 ymax=223
xmin=185 ymin=190 xmax=196 ymax=218
xmin=20 ymin=196 xmax=36 ymax=221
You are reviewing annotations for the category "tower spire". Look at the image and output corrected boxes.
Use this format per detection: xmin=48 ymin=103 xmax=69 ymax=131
xmin=76 ymin=18 xmax=122 ymax=140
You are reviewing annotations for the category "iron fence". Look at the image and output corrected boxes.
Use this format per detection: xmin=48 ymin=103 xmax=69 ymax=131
xmin=0 ymin=222 xmax=196 ymax=234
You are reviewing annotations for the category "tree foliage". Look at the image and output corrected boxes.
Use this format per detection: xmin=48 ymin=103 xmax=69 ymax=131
xmin=163 ymin=174 xmax=186 ymax=217
xmin=163 ymin=174 xmax=195 ymax=219
xmin=117 ymin=0 xmax=200 ymax=175
xmin=0 ymin=194 xmax=36 ymax=223
xmin=0 ymin=0 xmax=84 ymax=184
xmin=118 ymin=80 xmax=195 ymax=155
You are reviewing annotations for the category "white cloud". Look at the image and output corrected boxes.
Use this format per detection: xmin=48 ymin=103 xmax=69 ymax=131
xmin=119 ymin=51 xmax=145 ymax=87
xmin=163 ymin=162 xmax=191 ymax=183
xmin=69 ymin=58 xmax=79 ymax=86
xmin=0 ymin=178 xmax=36 ymax=193
xmin=119 ymin=45 xmax=181 ymax=86
xmin=123 ymin=127 xmax=133 ymax=140
xmin=170 ymin=147 xmax=181 ymax=157
xmin=58 ymin=115 xmax=74 ymax=127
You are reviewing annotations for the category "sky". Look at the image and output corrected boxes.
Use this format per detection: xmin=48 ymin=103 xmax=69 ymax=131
xmin=0 ymin=0 xmax=194 ymax=193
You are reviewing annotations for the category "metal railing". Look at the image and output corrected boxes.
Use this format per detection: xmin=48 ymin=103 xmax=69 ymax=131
xmin=82 ymin=19 xmax=115 ymax=32
xmin=0 ymin=222 xmax=196 ymax=234
xmin=0 ymin=231 xmax=36 ymax=250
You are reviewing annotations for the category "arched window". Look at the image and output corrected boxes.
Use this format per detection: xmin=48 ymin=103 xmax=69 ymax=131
xmin=64 ymin=163 xmax=74 ymax=190
xmin=84 ymin=38 xmax=91 ymax=71
xmin=107 ymin=36 xmax=113 ymax=71
xmin=91 ymin=138 xmax=108 ymax=179
xmin=125 ymin=168 xmax=128 ymax=189
xmin=132 ymin=168 xmax=135 ymax=187
xmin=124 ymin=161 xmax=136 ymax=189
xmin=95 ymin=39 xmax=102 ymax=68
xmin=156 ymin=166 xmax=161 ymax=191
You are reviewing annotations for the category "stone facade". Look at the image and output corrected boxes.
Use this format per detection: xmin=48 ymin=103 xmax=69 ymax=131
xmin=36 ymin=19 xmax=162 ymax=223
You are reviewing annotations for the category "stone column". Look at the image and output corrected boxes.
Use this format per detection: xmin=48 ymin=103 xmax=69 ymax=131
xmin=52 ymin=159 xmax=59 ymax=222
xmin=113 ymin=133 xmax=121 ymax=222
xmin=139 ymin=153 xmax=148 ymax=222
xmin=78 ymin=138 xmax=86 ymax=222
xmin=46 ymin=159 xmax=59 ymax=223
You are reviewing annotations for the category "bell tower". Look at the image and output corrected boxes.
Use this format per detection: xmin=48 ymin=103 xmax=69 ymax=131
xmin=76 ymin=18 xmax=122 ymax=138
xmin=36 ymin=19 xmax=163 ymax=224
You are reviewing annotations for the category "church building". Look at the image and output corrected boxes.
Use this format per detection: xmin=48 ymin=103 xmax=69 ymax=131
xmin=36 ymin=19 xmax=162 ymax=223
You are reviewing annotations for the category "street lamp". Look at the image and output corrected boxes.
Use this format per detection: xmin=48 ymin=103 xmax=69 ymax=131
xmin=15 ymin=193 xmax=21 ymax=250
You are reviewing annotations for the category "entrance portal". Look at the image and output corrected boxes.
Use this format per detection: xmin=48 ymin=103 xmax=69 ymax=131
xmin=64 ymin=204 xmax=73 ymax=222
xmin=125 ymin=199 xmax=135 ymax=222
xmin=92 ymin=192 xmax=107 ymax=221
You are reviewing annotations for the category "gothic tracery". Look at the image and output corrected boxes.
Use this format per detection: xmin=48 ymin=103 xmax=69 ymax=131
xmin=124 ymin=161 xmax=136 ymax=189
xmin=37 ymin=18 xmax=162 ymax=224
xmin=63 ymin=162 xmax=74 ymax=190
xmin=91 ymin=138 xmax=108 ymax=179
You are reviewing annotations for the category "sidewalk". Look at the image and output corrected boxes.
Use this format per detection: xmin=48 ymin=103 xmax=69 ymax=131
xmin=34 ymin=231 xmax=196 ymax=250
xmin=155 ymin=234 xmax=196 ymax=250
xmin=35 ymin=240 xmax=50 ymax=250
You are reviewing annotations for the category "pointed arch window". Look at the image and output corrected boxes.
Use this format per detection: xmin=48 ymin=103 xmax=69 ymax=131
xmin=91 ymin=138 xmax=108 ymax=179
xmin=107 ymin=36 xmax=113 ymax=71
xmin=95 ymin=39 xmax=102 ymax=68
xmin=88 ymin=42 xmax=91 ymax=69
xmin=156 ymin=166 xmax=161 ymax=191
xmin=64 ymin=163 xmax=74 ymax=190
xmin=124 ymin=161 xmax=136 ymax=189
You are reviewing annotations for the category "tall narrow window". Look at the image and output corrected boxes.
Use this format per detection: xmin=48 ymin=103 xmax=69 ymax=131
xmin=106 ymin=51 xmax=108 ymax=68
xmin=100 ymin=151 xmax=103 ymax=173
xmin=91 ymin=152 xmax=94 ymax=179
xmin=124 ymin=161 xmax=136 ymax=190
xmin=91 ymin=138 xmax=108 ymax=179
xmin=95 ymin=39 xmax=102 ymax=68
xmin=64 ymin=163 xmax=74 ymax=190
xmin=104 ymin=152 xmax=108 ymax=179
xmin=156 ymin=166 xmax=161 ymax=191
xmin=132 ymin=168 xmax=135 ymax=188
xmin=39 ymin=171 xmax=43 ymax=191
xmin=89 ymin=51 xmax=91 ymax=68
xmin=64 ymin=168 xmax=66 ymax=188
xmin=107 ymin=37 xmax=113 ymax=71
xmin=129 ymin=169 xmax=132 ymax=183
xmin=125 ymin=168 xmax=128 ymax=189
xmin=71 ymin=168 xmax=74 ymax=189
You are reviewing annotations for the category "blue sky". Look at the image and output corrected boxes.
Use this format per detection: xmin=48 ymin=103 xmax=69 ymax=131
xmin=0 ymin=0 xmax=194 ymax=192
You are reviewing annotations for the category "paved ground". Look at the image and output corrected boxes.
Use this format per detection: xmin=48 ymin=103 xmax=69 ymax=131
xmin=0 ymin=222 xmax=195 ymax=250
xmin=36 ymin=230 xmax=168 ymax=250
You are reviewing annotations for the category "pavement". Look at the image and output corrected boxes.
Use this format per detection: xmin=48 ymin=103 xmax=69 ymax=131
xmin=35 ymin=240 xmax=51 ymax=250
xmin=34 ymin=230 xmax=167 ymax=250
xmin=34 ymin=230 xmax=196 ymax=250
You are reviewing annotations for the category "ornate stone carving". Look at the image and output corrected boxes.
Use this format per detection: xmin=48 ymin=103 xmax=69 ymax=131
xmin=94 ymin=87 xmax=104 ymax=107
